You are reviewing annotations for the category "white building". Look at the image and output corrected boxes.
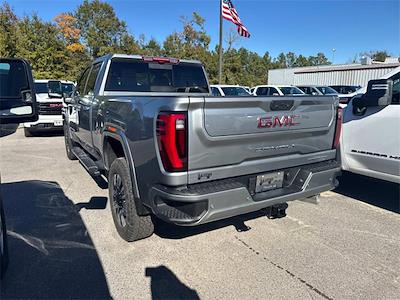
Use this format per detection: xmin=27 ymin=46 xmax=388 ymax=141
xmin=268 ymin=58 xmax=400 ymax=87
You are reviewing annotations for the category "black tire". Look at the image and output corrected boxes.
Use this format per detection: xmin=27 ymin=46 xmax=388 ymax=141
xmin=24 ymin=127 xmax=33 ymax=137
xmin=0 ymin=197 xmax=9 ymax=279
xmin=64 ymin=126 xmax=77 ymax=160
xmin=109 ymin=158 xmax=154 ymax=242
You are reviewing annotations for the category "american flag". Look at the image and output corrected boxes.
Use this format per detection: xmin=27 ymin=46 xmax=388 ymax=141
xmin=221 ymin=0 xmax=250 ymax=38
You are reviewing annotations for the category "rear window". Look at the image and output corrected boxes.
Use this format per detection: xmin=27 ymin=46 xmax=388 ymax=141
xmin=316 ymin=86 xmax=338 ymax=95
xmin=0 ymin=61 xmax=29 ymax=99
xmin=35 ymin=82 xmax=74 ymax=94
xmin=279 ymin=86 xmax=304 ymax=95
xmin=105 ymin=59 xmax=209 ymax=93
xmin=221 ymin=87 xmax=250 ymax=96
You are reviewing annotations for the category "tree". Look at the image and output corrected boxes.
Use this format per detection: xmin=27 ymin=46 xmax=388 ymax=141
xmin=16 ymin=15 xmax=70 ymax=79
xmin=308 ymin=52 xmax=331 ymax=66
xmin=358 ymin=50 xmax=390 ymax=62
xmin=54 ymin=13 xmax=84 ymax=52
xmin=294 ymin=55 xmax=310 ymax=67
xmin=0 ymin=2 xmax=18 ymax=57
xmin=75 ymin=0 xmax=129 ymax=58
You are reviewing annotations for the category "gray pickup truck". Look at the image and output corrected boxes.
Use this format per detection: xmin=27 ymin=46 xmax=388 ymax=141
xmin=63 ymin=54 xmax=342 ymax=242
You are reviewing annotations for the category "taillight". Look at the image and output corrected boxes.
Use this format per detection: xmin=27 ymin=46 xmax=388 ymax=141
xmin=156 ymin=112 xmax=187 ymax=172
xmin=142 ymin=56 xmax=180 ymax=65
xmin=333 ymin=107 xmax=343 ymax=149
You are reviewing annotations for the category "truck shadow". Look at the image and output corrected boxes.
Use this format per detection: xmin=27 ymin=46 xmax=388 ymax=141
xmin=154 ymin=210 xmax=266 ymax=240
xmin=145 ymin=265 xmax=199 ymax=300
xmin=0 ymin=180 xmax=111 ymax=299
xmin=0 ymin=124 xmax=18 ymax=137
xmin=335 ymin=172 xmax=400 ymax=213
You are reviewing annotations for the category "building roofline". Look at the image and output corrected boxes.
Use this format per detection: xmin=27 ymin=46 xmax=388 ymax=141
xmin=293 ymin=63 xmax=400 ymax=74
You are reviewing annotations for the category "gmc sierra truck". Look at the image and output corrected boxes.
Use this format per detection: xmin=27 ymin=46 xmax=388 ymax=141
xmin=23 ymin=79 xmax=75 ymax=137
xmin=63 ymin=54 xmax=342 ymax=242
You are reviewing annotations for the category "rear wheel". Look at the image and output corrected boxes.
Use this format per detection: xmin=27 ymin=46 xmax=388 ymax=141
xmin=109 ymin=158 xmax=154 ymax=242
xmin=24 ymin=127 xmax=33 ymax=137
xmin=64 ymin=126 xmax=77 ymax=160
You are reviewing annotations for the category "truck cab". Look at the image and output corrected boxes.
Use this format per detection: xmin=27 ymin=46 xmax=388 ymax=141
xmin=341 ymin=68 xmax=400 ymax=183
xmin=23 ymin=79 xmax=75 ymax=137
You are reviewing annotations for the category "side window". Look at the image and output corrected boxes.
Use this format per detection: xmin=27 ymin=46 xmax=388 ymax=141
xmin=76 ymin=67 xmax=91 ymax=96
xmin=211 ymin=87 xmax=221 ymax=96
xmin=268 ymin=87 xmax=279 ymax=95
xmin=257 ymin=87 xmax=268 ymax=95
xmin=85 ymin=63 xmax=102 ymax=96
xmin=390 ymin=72 xmax=400 ymax=105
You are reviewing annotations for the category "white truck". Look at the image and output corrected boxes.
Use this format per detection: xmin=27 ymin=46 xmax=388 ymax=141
xmin=23 ymin=79 xmax=75 ymax=137
xmin=341 ymin=67 xmax=400 ymax=183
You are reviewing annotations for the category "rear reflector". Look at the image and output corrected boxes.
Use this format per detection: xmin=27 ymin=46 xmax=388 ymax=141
xmin=156 ymin=112 xmax=187 ymax=172
xmin=142 ymin=56 xmax=180 ymax=65
xmin=333 ymin=107 xmax=343 ymax=149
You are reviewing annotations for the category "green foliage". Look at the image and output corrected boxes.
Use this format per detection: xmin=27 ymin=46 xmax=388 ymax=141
xmin=75 ymin=0 xmax=130 ymax=58
xmin=0 ymin=2 xmax=18 ymax=57
xmin=16 ymin=15 xmax=69 ymax=79
xmin=1 ymin=0 xmax=337 ymax=85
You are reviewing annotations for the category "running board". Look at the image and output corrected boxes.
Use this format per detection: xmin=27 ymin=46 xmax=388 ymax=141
xmin=72 ymin=146 xmax=101 ymax=177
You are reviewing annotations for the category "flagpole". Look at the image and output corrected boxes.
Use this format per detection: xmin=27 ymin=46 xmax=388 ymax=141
xmin=218 ymin=0 xmax=223 ymax=84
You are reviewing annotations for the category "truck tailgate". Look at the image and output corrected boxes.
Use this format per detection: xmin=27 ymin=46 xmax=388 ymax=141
xmin=188 ymin=96 xmax=339 ymax=183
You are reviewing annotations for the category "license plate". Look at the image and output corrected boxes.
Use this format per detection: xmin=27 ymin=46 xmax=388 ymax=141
xmin=54 ymin=120 xmax=63 ymax=126
xmin=255 ymin=171 xmax=284 ymax=193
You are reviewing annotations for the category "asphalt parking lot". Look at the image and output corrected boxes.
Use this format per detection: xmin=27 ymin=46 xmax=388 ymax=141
xmin=0 ymin=129 xmax=399 ymax=300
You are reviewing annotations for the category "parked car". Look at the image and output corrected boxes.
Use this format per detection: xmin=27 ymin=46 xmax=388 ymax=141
xmin=341 ymin=71 xmax=400 ymax=183
xmin=330 ymin=85 xmax=361 ymax=95
xmin=63 ymin=54 xmax=341 ymax=242
xmin=210 ymin=85 xmax=251 ymax=96
xmin=297 ymin=85 xmax=338 ymax=96
xmin=0 ymin=58 xmax=38 ymax=279
xmin=252 ymin=85 xmax=305 ymax=96
xmin=337 ymin=67 xmax=400 ymax=105
xmin=23 ymin=79 xmax=75 ymax=137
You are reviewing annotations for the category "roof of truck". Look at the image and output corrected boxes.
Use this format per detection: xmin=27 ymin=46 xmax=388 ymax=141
xmin=35 ymin=79 xmax=75 ymax=84
xmin=94 ymin=54 xmax=203 ymax=65
xmin=210 ymin=85 xmax=247 ymax=88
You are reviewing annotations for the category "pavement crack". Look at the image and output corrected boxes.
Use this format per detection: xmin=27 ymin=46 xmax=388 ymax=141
xmin=235 ymin=235 xmax=334 ymax=300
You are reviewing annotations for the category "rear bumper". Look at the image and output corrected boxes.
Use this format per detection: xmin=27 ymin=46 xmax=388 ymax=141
xmin=149 ymin=160 xmax=341 ymax=225
xmin=24 ymin=115 xmax=63 ymax=130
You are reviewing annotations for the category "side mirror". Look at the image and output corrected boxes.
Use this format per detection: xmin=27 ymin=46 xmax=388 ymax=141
xmin=48 ymin=80 xmax=63 ymax=98
xmin=63 ymin=92 xmax=74 ymax=104
xmin=363 ymin=79 xmax=393 ymax=107
xmin=272 ymin=93 xmax=279 ymax=96
xmin=0 ymin=58 xmax=38 ymax=124
xmin=311 ymin=91 xmax=318 ymax=95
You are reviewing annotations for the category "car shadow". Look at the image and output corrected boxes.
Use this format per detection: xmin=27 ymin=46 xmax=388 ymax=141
xmin=335 ymin=172 xmax=400 ymax=213
xmin=0 ymin=180 xmax=112 ymax=299
xmin=27 ymin=129 xmax=64 ymax=137
xmin=145 ymin=265 xmax=199 ymax=300
xmin=154 ymin=209 xmax=267 ymax=240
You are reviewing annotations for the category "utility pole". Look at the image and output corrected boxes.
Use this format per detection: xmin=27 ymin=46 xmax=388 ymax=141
xmin=218 ymin=0 xmax=223 ymax=84
xmin=332 ymin=48 xmax=336 ymax=64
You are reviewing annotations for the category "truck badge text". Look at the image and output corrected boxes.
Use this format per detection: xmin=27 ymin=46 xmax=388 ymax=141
xmin=258 ymin=115 xmax=300 ymax=128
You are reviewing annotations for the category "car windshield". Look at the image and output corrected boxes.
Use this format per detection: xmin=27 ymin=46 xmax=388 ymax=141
xmin=278 ymin=86 xmax=304 ymax=95
xmin=105 ymin=59 xmax=209 ymax=93
xmin=316 ymin=86 xmax=338 ymax=95
xmin=221 ymin=87 xmax=250 ymax=96
xmin=35 ymin=82 xmax=74 ymax=94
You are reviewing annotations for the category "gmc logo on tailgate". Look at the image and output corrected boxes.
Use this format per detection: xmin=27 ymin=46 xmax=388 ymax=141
xmin=258 ymin=115 xmax=300 ymax=128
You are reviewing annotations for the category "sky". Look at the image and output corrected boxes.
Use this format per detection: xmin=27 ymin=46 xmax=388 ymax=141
xmin=7 ymin=0 xmax=400 ymax=64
